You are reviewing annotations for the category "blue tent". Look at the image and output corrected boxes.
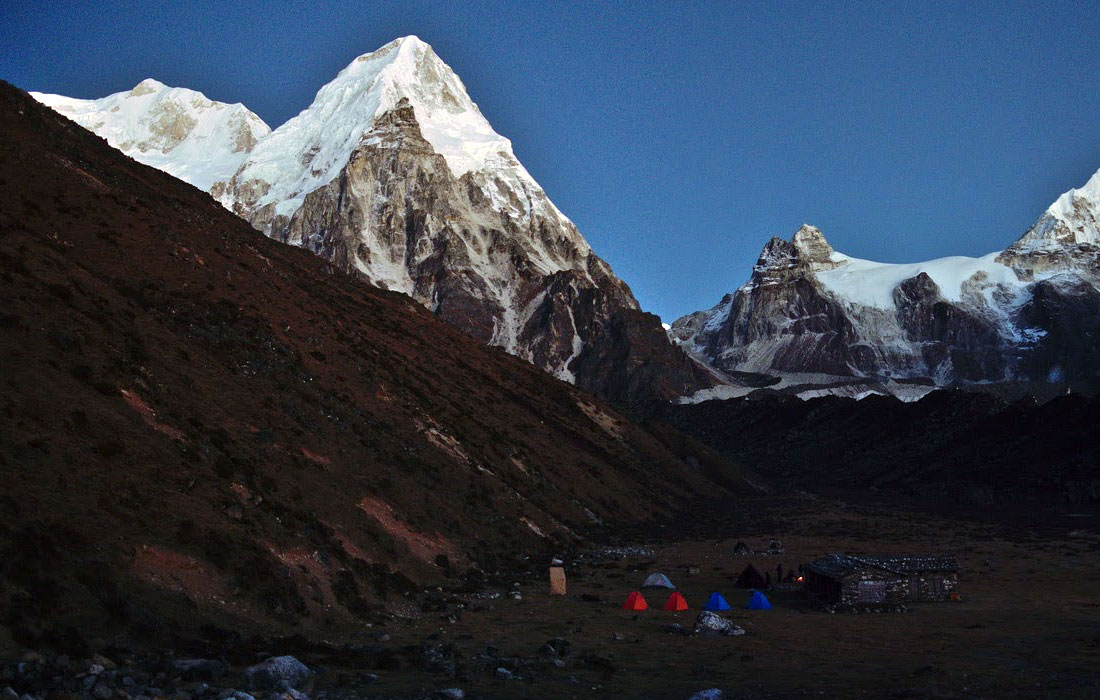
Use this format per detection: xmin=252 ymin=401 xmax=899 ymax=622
xmin=702 ymin=592 xmax=731 ymax=611
xmin=746 ymin=591 xmax=772 ymax=610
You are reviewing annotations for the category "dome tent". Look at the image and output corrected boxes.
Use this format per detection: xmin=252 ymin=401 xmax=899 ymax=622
xmin=663 ymin=591 xmax=689 ymax=611
xmin=642 ymin=572 xmax=675 ymax=589
xmin=736 ymin=563 xmax=767 ymax=589
xmin=702 ymin=592 xmax=731 ymax=611
xmin=622 ymin=591 xmax=648 ymax=611
xmin=746 ymin=590 xmax=772 ymax=610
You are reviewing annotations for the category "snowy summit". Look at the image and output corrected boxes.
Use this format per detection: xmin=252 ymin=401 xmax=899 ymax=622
xmin=217 ymin=36 xmax=574 ymax=228
xmin=32 ymin=79 xmax=270 ymax=191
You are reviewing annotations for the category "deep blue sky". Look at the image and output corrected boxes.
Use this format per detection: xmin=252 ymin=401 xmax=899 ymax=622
xmin=4 ymin=1 xmax=1099 ymax=322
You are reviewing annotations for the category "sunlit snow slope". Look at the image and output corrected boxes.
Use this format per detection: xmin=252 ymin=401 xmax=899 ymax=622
xmin=32 ymin=79 xmax=270 ymax=191
xmin=220 ymin=36 xmax=571 ymax=229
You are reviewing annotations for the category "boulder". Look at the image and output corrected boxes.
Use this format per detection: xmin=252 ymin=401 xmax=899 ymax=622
xmin=693 ymin=612 xmax=746 ymax=637
xmin=243 ymin=656 xmax=311 ymax=692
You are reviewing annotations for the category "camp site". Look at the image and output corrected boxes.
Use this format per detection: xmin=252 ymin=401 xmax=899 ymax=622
xmin=338 ymin=498 xmax=1096 ymax=699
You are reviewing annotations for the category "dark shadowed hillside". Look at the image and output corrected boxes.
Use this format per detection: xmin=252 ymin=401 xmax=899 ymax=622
xmin=661 ymin=390 xmax=1100 ymax=506
xmin=0 ymin=81 xmax=749 ymax=652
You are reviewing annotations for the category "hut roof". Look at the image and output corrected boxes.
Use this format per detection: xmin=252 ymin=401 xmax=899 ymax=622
xmin=808 ymin=554 xmax=958 ymax=578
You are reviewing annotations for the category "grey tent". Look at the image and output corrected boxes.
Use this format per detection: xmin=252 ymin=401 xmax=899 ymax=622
xmin=642 ymin=572 xmax=675 ymax=589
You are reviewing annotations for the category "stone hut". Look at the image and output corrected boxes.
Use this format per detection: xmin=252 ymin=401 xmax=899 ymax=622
xmin=805 ymin=554 xmax=958 ymax=608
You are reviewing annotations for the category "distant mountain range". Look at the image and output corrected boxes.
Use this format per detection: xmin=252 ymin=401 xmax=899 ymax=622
xmin=33 ymin=36 xmax=1100 ymax=405
xmin=672 ymin=170 xmax=1100 ymax=401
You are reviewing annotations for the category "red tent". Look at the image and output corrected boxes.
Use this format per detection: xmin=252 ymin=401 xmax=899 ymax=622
xmin=622 ymin=591 xmax=648 ymax=611
xmin=663 ymin=591 xmax=689 ymax=611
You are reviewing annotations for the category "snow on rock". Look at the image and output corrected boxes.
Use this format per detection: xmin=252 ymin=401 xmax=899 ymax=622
xmin=1012 ymin=167 xmax=1100 ymax=251
xmin=673 ymin=187 xmax=1100 ymax=401
xmin=997 ymin=168 xmax=1100 ymax=280
xmin=23 ymin=40 xmax=721 ymax=404
xmin=218 ymin=36 xmax=578 ymax=233
xmin=32 ymin=80 xmax=270 ymax=191
xmin=813 ymin=252 xmax=1025 ymax=310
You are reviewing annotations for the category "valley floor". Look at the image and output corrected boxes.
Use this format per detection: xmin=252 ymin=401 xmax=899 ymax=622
xmin=260 ymin=497 xmax=1100 ymax=698
xmin=4 ymin=497 xmax=1098 ymax=699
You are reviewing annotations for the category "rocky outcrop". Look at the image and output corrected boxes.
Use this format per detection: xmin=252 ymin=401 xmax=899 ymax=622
xmin=687 ymin=235 xmax=876 ymax=376
xmin=892 ymin=273 xmax=1007 ymax=381
xmin=1014 ymin=276 xmax=1100 ymax=381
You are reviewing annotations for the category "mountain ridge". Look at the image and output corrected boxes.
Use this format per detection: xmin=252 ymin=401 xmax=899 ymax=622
xmin=673 ymin=169 xmax=1100 ymax=398
xmin=31 ymin=79 xmax=270 ymax=191
xmin=32 ymin=35 xmax=714 ymax=408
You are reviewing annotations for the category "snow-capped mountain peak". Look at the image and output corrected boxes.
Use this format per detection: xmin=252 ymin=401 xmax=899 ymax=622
xmin=31 ymin=80 xmax=270 ymax=191
xmin=31 ymin=38 xmax=712 ymax=405
xmin=218 ymin=35 xmax=573 ymax=231
xmin=130 ymin=78 xmax=166 ymax=95
xmin=1010 ymin=167 xmax=1100 ymax=251
xmin=997 ymin=167 xmax=1100 ymax=278
xmin=354 ymin=36 xmax=519 ymax=178
xmin=675 ymin=164 xmax=1100 ymax=400
xmin=1043 ymin=168 xmax=1100 ymax=241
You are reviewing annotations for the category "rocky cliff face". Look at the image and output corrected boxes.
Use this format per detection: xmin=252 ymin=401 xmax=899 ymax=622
xmin=683 ymin=233 xmax=875 ymax=377
xmin=674 ymin=171 xmax=1100 ymax=393
xmin=35 ymin=37 xmax=712 ymax=407
xmin=996 ymin=168 xmax=1100 ymax=280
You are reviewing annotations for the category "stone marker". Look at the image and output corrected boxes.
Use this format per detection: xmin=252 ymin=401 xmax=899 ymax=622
xmin=550 ymin=566 xmax=567 ymax=595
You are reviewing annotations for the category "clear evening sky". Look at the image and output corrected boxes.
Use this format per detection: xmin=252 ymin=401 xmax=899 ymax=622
xmin=3 ymin=1 xmax=1098 ymax=322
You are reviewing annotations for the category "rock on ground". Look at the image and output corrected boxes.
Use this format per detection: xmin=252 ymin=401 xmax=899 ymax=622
xmin=243 ymin=656 xmax=311 ymax=691
xmin=693 ymin=612 xmax=746 ymax=637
